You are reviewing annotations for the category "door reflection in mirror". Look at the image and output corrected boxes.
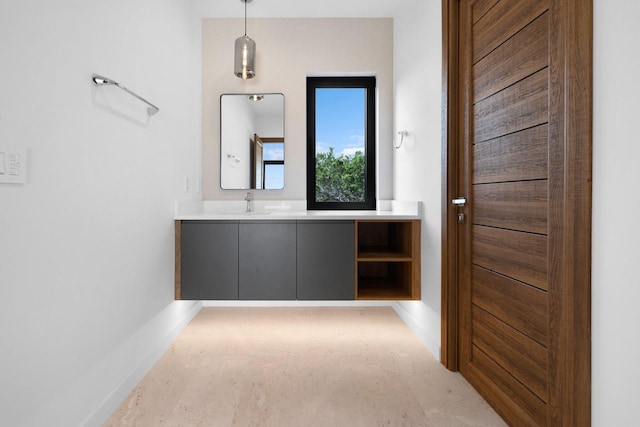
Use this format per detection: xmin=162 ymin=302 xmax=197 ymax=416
xmin=251 ymin=135 xmax=284 ymax=190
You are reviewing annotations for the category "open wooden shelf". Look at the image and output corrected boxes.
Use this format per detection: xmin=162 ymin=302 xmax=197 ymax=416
xmin=357 ymin=248 xmax=412 ymax=261
xmin=356 ymin=261 xmax=414 ymax=299
xmin=355 ymin=220 xmax=420 ymax=300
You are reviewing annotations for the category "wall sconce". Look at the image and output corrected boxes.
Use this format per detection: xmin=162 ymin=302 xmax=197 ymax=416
xmin=234 ymin=0 xmax=256 ymax=79
xmin=394 ymin=130 xmax=409 ymax=149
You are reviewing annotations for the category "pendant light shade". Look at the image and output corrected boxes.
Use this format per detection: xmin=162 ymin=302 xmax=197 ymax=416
xmin=234 ymin=35 xmax=256 ymax=79
xmin=234 ymin=0 xmax=256 ymax=79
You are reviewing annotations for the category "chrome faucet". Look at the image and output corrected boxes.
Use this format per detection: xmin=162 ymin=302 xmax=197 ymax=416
xmin=244 ymin=192 xmax=253 ymax=212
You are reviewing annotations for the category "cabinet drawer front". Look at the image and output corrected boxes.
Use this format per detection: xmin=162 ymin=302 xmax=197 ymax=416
xmin=297 ymin=221 xmax=355 ymax=300
xmin=180 ymin=221 xmax=239 ymax=300
xmin=239 ymin=223 xmax=297 ymax=300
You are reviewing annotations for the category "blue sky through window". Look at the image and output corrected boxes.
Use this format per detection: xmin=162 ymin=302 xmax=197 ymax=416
xmin=264 ymin=164 xmax=284 ymax=189
xmin=263 ymin=142 xmax=284 ymax=189
xmin=263 ymin=143 xmax=283 ymax=161
xmin=315 ymin=88 xmax=366 ymax=157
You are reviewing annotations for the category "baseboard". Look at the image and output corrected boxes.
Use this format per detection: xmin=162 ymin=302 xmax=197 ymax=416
xmin=391 ymin=301 xmax=440 ymax=359
xmin=83 ymin=301 xmax=202 ymax=426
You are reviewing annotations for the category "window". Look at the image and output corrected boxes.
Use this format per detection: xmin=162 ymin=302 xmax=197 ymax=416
xmin=251 ymin=137 xmax=284 ymax=190
xmin=306 ymin=76 xmax=376 ymax=210
xmin=262 ymin=140 xmax=284 ymax=189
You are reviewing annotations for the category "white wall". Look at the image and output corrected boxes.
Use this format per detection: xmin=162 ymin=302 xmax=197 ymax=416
xmin=392 ymin=0 xmax=640 ymax=424
xmin=1 ymin=1 xmax=635 ymax=425
xmin=391 ymin=0 xmax=443 ymax=357
xmin=0 ymin=1 xmax=202 ymax=425
xmin=220 ymin=96 xmax=253 ymax=189
xmin=201 ymin=18 xmax=394 ymax=202
xmin=592 ymin=0 xmax=640 ymax=424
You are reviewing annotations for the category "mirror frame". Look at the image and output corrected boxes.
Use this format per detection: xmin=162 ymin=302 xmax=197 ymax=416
xmin=220 ymin=93 xmax=284 ymax=190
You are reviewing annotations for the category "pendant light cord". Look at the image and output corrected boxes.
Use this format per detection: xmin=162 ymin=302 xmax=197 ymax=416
xmin=244 ymin=0 xmax=247 ymax=36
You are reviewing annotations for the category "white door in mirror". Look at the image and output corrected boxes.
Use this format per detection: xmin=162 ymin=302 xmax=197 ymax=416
xmin=0 ymin=145 xmax=27 ymax=184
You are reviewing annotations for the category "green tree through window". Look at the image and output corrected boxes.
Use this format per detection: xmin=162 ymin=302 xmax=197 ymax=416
xmin=315 ymin=147 xmax=365 ymax=202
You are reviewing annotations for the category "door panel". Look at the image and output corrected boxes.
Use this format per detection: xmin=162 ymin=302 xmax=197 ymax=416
xmin=472 ymin=266 xmax=548 ymax=346
xmin=472 ymin=305 xmax=548 ymax=401
xmin=465 ymin=2 xmax=552 ymax=421
xmin=472 ymin=0 xmax=498 ymax=25
xmin=472 ymin=0 xmax=548 ymax=64
xmin=472 ymin=226 xmax=547 ymax=290
xmin=443 ymin=0 xmax=591 ymax=424
xmin=473 ymin=181 xmax=547 ymax=234
xmin=474 ymin=69 xmax=548 ymax=143
xmin=474 ymin=12 xmax=548 ymax=102
xmin=469 ymin=348 xmax=547 ymax=426
xmin=473 ymin=124 xmax=548 ymax=184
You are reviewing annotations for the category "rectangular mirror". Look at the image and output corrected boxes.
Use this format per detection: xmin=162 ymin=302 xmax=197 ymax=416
xmin=220 ymin=93 xmax=284 ymax=190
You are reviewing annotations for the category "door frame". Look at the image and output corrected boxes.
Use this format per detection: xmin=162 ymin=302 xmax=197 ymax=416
xmin=440 ymin=0 xmax=592 ymax=424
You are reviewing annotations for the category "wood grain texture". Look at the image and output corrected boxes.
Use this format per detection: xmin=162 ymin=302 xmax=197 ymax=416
xmin=472 ymin=225 xmax=547 ymax=291
xmin=455 ymin=0 xmax=476 ymax=374
xmin=411 ymin=220 xmax=421 ymax=300
xmin=257 ymin=137 xmax=284 ymax=143
xmin=472 ymin=0 xmax=498 ymax=25
xmin=563 ymin=0 xmax=592 ymax=421
xmin=440 ymin=0 xmax=460 ymax=371
xmin=355 ymin=220 xmax=420 ymax=300
xmin=473 ymin=0 xmax=549 ymax=64
xmin=472 ymin=306 xmax=548 ymax=402
xmin=442 ymin=0 xmax=592 ymax=424
xmin=356 ymin=221 xmax=412 ymax=258
xmin=474 ymin=11 xmax=549 ymax=103
xmin=174 ymin=220 xmax=181 ymax=300
xmin=546 ymin=1 xmax=593 ymax=425
xmin=473 ymin=180 xmax=548 ymax=234
xmin=474 ymin=69 xmax=549 ymax=143
xmin=356 ymin=262 xmax=413 ymax=300
xmin=468 ymin=347 xmax=547 ymax=426
xmin=472 ymin=265 xmax=548 ymax=346
xmin=473 ymin=124 xmax=548 ymax=184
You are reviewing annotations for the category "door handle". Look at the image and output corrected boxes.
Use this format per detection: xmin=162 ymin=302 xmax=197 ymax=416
xmin=452 ymin=197 xmax=466 ymax=207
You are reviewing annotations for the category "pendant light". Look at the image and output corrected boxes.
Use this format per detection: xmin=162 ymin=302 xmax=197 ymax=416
xmin=234 ymin=0 xmax=256 ymax=79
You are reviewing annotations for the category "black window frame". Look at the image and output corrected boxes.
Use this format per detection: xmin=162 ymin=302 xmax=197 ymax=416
xmin=262 ymin=160 xmax=284 ymax=189
xmin=306 ymin=76 xmax=376 ymax=210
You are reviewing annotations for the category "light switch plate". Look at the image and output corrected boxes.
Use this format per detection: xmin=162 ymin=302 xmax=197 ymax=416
xmin=0 ymin=145 xmax=27 ymax=184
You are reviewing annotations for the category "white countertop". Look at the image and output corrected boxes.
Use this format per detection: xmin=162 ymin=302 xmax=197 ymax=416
xmin=174 ymin=200 xmax=421 ymax=220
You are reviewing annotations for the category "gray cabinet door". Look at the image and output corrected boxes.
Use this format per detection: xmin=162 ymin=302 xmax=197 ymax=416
xmin=297 ymin=221 xmax=355 ymax=300
xmin=239 ymin=221 xmax=297 ymax=300
xmin=180 ymin=221 xmax=239 ymax=300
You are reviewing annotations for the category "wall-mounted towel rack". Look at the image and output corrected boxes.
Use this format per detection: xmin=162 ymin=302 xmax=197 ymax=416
xmin=91 ymin=74 xmax=159 ymax=116
xmin=393 ymin=130 xmax=408 ymax=149
xmin=227 ymin=153 xmax=242 ymax=163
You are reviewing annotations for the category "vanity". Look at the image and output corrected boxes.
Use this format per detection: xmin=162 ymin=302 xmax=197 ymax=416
xmin=174 ymin=201 xmax=421 ymax=301
xmin=186 ymin=91 xmax=417 ymax=301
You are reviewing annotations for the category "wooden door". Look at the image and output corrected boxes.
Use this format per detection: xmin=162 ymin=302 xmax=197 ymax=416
xmin=442 ymin=0 xmax=592 ymax=425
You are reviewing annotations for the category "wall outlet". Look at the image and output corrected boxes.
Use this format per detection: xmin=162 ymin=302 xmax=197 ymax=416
xmin=0 ymin=145 xmax=27 ymax=184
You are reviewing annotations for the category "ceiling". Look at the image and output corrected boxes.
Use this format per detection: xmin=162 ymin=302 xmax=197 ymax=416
xmin=194 ymin=0 xmax=408 ymax=18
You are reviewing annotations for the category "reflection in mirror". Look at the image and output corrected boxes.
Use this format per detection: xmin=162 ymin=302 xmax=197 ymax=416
xmin=220 ymin=93 xmax=284 ymax=189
